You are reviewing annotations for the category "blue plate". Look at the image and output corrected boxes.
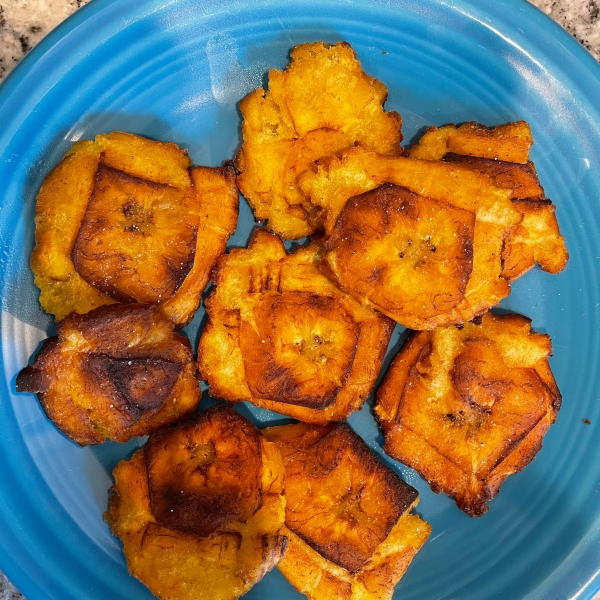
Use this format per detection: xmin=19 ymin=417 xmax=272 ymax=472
xmin=1 ymin=0 xmax=600 ymax=598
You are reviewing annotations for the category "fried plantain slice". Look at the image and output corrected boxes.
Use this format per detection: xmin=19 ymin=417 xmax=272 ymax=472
xmin=441 ymin=152 xmax=545 ymax=201
xmin=409 ymin=122 xmax=569 ymax=279
xmin=300 ymin=144 xmax=520 ymax=328
xmin=145 ymin=405 xmax=263 ymax=537
xmin=198 ymin=228 xmax=394 ymax=424
xmin=324 ymin=183 xmax=475 ymax=330
xmin=31 ymin=131 xmax=238 ymax=326
xmin=501 ymin=200 xmax=569 ymax=280
xmin=239 ymin=292 xmax=360 ymax=409
xmin=263 ymin=422 xmax=431 ymax=599
xmin=376 ymin=312 xmax=561 ymax=517
xmin=71 ymin=164 xmax=198 ymax=304
xmin=16 ymin=304 xmax=200 ymax=445
xmin=236 ymin=41 xmax=403 ymax=239
xmin=408 ymin=121 xmax=534 ymax=164
xmin=105 ymin=405 xmax=287 ymax=600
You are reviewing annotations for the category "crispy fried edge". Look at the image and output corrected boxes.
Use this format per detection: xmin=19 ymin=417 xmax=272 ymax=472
xmin=408 ymin=122 xmax=533 ymax=164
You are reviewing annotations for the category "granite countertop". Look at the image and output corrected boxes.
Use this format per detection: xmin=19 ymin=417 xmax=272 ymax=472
xmin=1 ymin=1 xmax=600 ymax=599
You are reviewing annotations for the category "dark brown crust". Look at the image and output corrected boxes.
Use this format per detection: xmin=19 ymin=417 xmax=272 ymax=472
xmin=72 ymin=164 xmax=197 ymax=304
xmin=376 ymin=312 xmax=560 ymax=517
xmin=239 ymin=292 xmax=360 ymax=409
xmin=509 ymin=197 xmax=553 ymax=206
xmin=16 ymin=365 xmax=51 ymax=394
xmin=108 ymin=358 xmax=182 ymax=410
xmin=79 ymin=353 xmax=145 ymax=423
xmin=324 ymin=183 xmax=475 ymax=328
xmin=69 ymin=304 xmax=193 ymax=358
xmin=15 ymin=304 xmax=200 ymax=445
xmin=263 ymin=533 xmax=289 ymax=569
xmin=272 ymin=423 xmax=418 ymax=573
xmin=15 ymin=336 xmax=60 ymax=393
xmin=80 ymin=354 xmax=182 ymax=416
xmin=145 ymin=404 xmax=263 ymax=537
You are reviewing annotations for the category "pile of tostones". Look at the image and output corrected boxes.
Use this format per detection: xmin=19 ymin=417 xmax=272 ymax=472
xmin=16 ymin=40 xmax=568 ymax=600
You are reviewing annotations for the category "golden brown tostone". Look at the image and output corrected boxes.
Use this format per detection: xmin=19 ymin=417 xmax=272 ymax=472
xmin=236 ymin=41 xmax=403 ymax=239
xmin=31 ymin=131 xmax=239 ymax=327
xmin=263 ymin=422 xmax=431 ymax=600
xmin=16 ymin=304 xmax=201 ymax=445
xmin=105 ymin=404 xmax=287 ymax=600
xmin=376 ymin=312 xmax=561 ymax=516
xmin=198 ymin=228 xmax=394 ymax=424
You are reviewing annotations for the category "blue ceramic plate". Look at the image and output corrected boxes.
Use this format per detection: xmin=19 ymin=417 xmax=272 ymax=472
xmin=1 ymin=0 xmax=600 ymax=598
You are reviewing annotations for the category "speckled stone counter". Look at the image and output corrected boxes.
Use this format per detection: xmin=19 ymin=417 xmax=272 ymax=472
xmin=531 ymin=0 xmax=600 ymax=59
xmin=0 ymin=0 xmax=90 ymax=80
xmin=1 ymin=1 xmax=599 ymax=599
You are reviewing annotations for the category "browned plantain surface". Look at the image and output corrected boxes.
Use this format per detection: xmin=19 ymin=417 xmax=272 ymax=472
xmin=409 ymin=122 xmax=568 ymax=279
xmin=263 ymin=423 xmax=431 ymax=599
xmin=441 ymin=153 xmax=545 ymax=201
xmin=239 ymin=292 xmax=360 ymax=409
xmin=105 ymin=405 xmax=287 ymax=600
xmin=376 ymin=312 xmax=561 ymax=517
xmin=198 ymin=228 xmax=394 ymax=423
xmin=16 ymin=304 xmax=200 ymax=445
xmin=71 ymin=164 xmax=198 ymax=304
xmin=324 ymin=183 xmax=476 ymax=330
xmin=300 ymin=144 xmax=520 ymax=328
xmin=145 ymin=405 xmax=263 ymax=537
xmin=31 ymin=131 xmax=238 ymax=326
xmin=236 ymin=41 xmax=403 ymax=239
